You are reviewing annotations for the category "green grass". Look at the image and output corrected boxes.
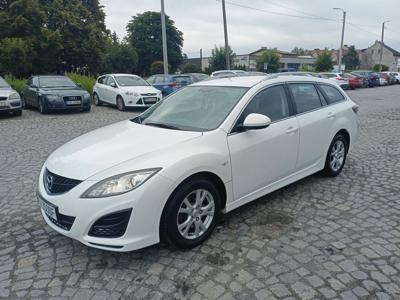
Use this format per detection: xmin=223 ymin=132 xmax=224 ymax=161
xmin=65 ymin=72 xmax=96 ymax=94
xmin=4 ymin=75 xmax=26 ymax=94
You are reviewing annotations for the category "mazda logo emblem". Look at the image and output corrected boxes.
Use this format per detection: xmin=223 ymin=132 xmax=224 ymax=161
xmin=46 ymin=174 xmax=54 ymax=190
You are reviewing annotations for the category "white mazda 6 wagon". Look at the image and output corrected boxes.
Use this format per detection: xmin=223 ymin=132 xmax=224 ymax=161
xmin=38 ymin=75 xmax=358 ymax=251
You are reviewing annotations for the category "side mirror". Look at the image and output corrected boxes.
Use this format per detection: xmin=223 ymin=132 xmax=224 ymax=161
xmin=242 ymin=113 xmax=272 ymax=130
xmin=30 ymin=84 xmax=38 ymax=89
xmin=110 ymin=82 xmax=117 ymax=88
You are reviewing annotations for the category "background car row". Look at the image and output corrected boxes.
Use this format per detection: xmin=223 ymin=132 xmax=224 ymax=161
xmin=1 ymin=69 xmax=399 ymax=117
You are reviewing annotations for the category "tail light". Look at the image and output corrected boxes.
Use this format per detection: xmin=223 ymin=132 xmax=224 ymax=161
xmin=352 ymin=105 xmax=359 ymax=114
xmin=336 ymin=77 xmax=345 ymax=81
xmin=168 ymin=82 xmax=177 ymax=88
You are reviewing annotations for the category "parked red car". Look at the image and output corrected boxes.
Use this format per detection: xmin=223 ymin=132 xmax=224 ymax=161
xmin=343 ymin=73 xmax=364 ymax=89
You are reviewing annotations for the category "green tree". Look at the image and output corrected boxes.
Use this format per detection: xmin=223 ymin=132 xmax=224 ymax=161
xmin=291 ymin=47 xmax=306 ymax=55
xmin=256 ymin=49 xmax=280 ymax=73
xmin=181 ymin=63 xmax=202 ymax=73
xmin=373 ymin=64 xmax=389 ymax=72
xmin=126 ymin=11 xmax=183 ymax=75
xmin=342 ymin=45 xmax=359 ymax=70
xmin=315 ymin=51 xmax=333 ymax=72
xmin=0 ymin=38 xmax=32 ymax=76
xmin=209 ymin=46 xmax=235 ymax=71
xmin=105 ymin=42 xmax=138 ymax=74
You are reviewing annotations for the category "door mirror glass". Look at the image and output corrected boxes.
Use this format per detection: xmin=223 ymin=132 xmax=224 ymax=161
xmin=110 ymin=82 xmax=117 ymax=88
xmin=243 ymin=113 xmax=271 ymax=130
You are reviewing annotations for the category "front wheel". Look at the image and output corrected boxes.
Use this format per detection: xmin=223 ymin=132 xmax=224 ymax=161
xmin=116 ymin=96 xmax=126 ymax=111
xmin=160 ymin=178 xmax=221 ymax=249
xmin=93 ymin=93 xmax=102 ymax=106
xmin=38 ymin=99 xmax=48 ymax=114
xmin=322 ymin=134 xmax=348 ymax=177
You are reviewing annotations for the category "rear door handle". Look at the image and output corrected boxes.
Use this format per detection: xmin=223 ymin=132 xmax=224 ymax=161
xmin=327 ymin=112 xmax=336 ymax=119
xmin=286 ymin=126 xmax=298 ymax=134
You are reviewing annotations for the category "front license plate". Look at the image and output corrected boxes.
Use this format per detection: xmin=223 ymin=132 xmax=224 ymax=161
xmin=66 ymin=100 xmax=81 ymax=105
xmin=38 ymin=196 xmax=58 ymax=221
xmin=0 ymin=102 xmax=7 ymax=107
xmin=144 ymin=97 xmax=157 ymax=103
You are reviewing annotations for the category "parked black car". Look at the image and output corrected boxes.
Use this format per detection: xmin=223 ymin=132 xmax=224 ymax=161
xmin=22 ymin=75 xmax=91 ymax=114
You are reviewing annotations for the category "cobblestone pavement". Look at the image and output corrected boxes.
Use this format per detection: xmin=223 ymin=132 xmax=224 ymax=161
xmin=1 ymin=86 xmax=400 ymax=300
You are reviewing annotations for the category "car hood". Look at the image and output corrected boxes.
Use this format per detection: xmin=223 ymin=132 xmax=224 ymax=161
xmin=46 ymin=120 xmax=202 ymax=180
xmin=39 ymin=87 xmax=87 ymax=95
xmin=0 ymin=87 xmax=15 ymax=97
xmin=119 ymin=86 xmax=160 ymax=94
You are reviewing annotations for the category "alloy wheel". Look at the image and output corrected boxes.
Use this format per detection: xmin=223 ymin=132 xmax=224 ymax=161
xmin=330 ymin=140 xmax=345 ymax=172
xmin=177 ymin=189 xmax=215 ymax=240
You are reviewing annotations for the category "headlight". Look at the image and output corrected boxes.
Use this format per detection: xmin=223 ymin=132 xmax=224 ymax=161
xmin=83 ymin=93 xmax=91 ymax=100
xmin=81 ymin=168 xmax=161 ymax=198
xmin=8 ymin=93 xmax=20 ymax=100
xmin=46 ymin=95 xmax=60 ymax=101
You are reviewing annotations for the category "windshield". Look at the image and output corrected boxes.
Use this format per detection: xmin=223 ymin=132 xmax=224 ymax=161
xmin=173 ymin=76 xmax=192 ymax=85
xmin=0 ymin=77 xmax=10 ymax=88
xmin=115 ymin=76 xmax=149 ymax=87
xmin=39 ymin=76 xmax=76 ymax=88
xmin=133 ymin=86 xmax=249 ymax=131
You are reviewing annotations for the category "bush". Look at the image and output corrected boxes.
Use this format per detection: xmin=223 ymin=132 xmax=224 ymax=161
xmin=65 ymin=72 xmax=96 ymax=94
xmin=181 ymin=63 xmax=202 ymax=73
xmin=149 ymin=61 xmax=166 ymax=75
xmin=4 ymin=75 xmax=26 ymax=94
xmin=372 ymin=64 xmax=389 ymax=72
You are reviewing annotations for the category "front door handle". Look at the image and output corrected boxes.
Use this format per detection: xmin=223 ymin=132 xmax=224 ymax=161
xmin=286 ymin=126 xmax=298 ymax=134
xmin=327 ymin=112 xmax=336 ymax=119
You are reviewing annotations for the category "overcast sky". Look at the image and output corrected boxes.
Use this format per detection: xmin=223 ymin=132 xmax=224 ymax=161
xmin=100 ymin=0 xmax=400 ymax=58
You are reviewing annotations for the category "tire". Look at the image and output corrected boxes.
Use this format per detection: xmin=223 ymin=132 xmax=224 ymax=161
xmin=21 ymin=94 xmax=28 ymax=109
xmin=13 ymin=110 xmax=22 ymax=116
xmin=38 ymin=98 xmax=48 ymax=114
xmin=116 ymin=96 xmax=126 ymax=111
xmin=322 ymin=134 xmax=348 ymax=177
xmin=83 ymin=105 xmax=91 ymax=113
xmin=160 ymin=178 xmax=221 ymax=249
xmin=93 ymin=93 xmax=102 ymax=106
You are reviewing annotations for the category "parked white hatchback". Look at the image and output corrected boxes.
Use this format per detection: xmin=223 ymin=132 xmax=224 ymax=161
xmin=93 ymin=74 xmax=162 ymax=110
xmin=38 ymin=76 xmax=358 ymax=251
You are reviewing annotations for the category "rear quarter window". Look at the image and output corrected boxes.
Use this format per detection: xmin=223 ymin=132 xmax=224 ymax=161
xmin=319 ymin=84 xmax=345 ymax=104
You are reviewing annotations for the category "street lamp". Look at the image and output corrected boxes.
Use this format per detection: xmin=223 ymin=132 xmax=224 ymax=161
xmin=333 ymin=8 xmax=346 ymax=72
xmin=379 ymin=20 xmax=390 ymax=72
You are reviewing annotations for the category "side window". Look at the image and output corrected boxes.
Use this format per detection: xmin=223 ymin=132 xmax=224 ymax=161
xmin=27 ymin=78 xmax=33 ymax=86
xmin=289 ymin=83 xmax=322 ymax=114
xmin=155 ymin=76 xmax=165 ymax=84
xmin=319 ymin=84 xmax=345 ymax=104
xmin=106 ymin=76 xmax=116 ymax=86
xmin=241 ymin=85 xmax=290 ymax=123
xmin=97 ymin=76 xmax=105 ymax=84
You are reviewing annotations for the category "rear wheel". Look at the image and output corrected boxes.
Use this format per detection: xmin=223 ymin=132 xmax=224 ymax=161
xmin=116 ymin=96 xmax=126 ymax=111
xmin=94 ymin=93 xmax=102 ymax=106
xmin=322 ymin=134 xmax=348 ymax=177
xmin=160 ymin=178 xmax=221 ymax=249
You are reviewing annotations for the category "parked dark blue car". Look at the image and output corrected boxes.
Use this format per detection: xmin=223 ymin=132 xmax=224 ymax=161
xmin=146 ymin=74 xmax=193 ymax=95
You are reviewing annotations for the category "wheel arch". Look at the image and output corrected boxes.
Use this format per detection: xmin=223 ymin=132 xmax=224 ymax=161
xmin=336 ymin=128 xmax=350 ymax=152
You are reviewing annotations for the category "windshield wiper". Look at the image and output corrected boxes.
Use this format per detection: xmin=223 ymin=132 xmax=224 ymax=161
xmin=144 ymin=122 xmax=181 ymax=130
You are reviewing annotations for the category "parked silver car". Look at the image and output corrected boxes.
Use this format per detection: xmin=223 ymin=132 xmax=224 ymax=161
xmin=0 ymin=76 xmax=22 ymax=116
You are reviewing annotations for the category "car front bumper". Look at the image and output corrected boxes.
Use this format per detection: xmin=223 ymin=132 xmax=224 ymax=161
xmin=124 ymin=96 xmax=162 ymax=108
xmin=37 ymin=166 xmax=174 ymax=252
xmin=0 ymin=100 xmax=22 ymax=112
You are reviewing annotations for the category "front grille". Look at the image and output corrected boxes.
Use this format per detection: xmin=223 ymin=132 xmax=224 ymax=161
xmin=141 ymin=93 xmax=157 ymax=97
xmin=89 ymin=209 xmax=132 ymax=238
xmin=47 ymin=212 xmax=75 ymax=231
xmin=43 ymin=168 xmax=82 ymax=195
xmin=0 ymin=97 xmax=7 ymax=101
xmin=63 ymin=96 xmax=82 ymax=101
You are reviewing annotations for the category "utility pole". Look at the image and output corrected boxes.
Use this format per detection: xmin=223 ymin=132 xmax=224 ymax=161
xmin=200 ymin=48 xmax=203 ymax=71
xmin=333 ymin=8 xmax=346 ymax=73
xmin=221 ymin=0 xmax=230 ymax=70
xmin=161 ymin=0 xmax=169 ymax=74
xmin=379 ymin=21 xmax=390 ymax=72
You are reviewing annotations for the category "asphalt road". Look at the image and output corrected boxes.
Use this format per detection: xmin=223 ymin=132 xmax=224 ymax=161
xmin=0 ymin=85 xmax=400 ymax=299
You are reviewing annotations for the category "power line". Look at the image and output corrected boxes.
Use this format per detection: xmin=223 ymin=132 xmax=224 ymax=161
xmin=260 ymin=0 xmax=337 ymax=21
xmin=217 ymin=0 xmax=340 ymax=22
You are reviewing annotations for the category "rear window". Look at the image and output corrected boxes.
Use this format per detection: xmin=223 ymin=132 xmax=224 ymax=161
xmin=289 ymin=83 xmax=322 ymax=114
xmin=173 ymin=76 xmax=192 ymax=84
xmin=319 ymin=84 xmax=345 ymax=104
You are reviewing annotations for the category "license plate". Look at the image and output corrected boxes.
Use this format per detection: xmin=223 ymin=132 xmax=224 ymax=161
xmin=38 ymin=196 xmax=58 ymax=221
xmin=144 ymin=97 xmax=157 ymax=103
xmin=0 ymin=102 xmax=7 ymax=107
xmin=66 ymin=100 xmax=81 ymax=105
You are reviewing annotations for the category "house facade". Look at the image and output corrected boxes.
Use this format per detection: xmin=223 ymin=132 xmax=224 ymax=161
xmin=359 ymin=41 xmax=400 ymax=71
